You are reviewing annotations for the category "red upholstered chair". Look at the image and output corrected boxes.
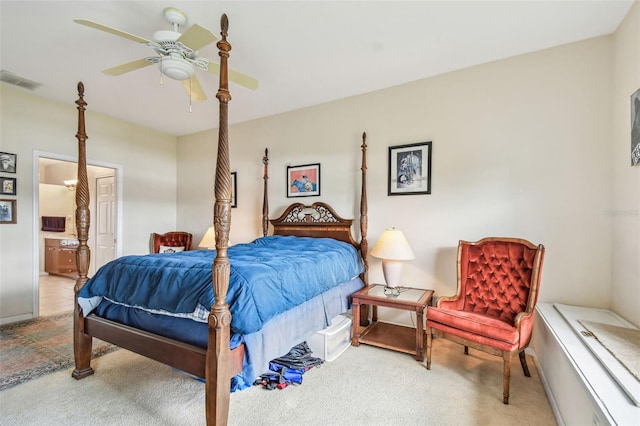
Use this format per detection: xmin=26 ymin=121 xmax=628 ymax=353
xmin=426 ymin=237 xmax=545 ymax=404
xmin=151 ymin=232 xmax=193 ymax=253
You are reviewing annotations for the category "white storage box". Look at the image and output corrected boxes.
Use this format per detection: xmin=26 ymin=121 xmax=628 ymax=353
xmin=307 ymin=315 xmax=352 ymax=362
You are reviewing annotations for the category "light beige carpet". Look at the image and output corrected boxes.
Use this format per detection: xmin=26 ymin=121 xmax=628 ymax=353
xmin=0 ymin=338 xmax=556 ymax=426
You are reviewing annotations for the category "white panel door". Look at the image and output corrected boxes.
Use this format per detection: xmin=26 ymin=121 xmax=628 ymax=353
xmin=95 ymin=175 xmax=116 ymax=270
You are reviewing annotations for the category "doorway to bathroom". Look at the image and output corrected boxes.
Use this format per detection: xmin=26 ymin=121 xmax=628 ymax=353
xmin=35 ymin=154 xmax=121 ymax=316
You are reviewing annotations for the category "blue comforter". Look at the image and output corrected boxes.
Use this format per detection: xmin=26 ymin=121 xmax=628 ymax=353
xmin=78 ymin=235 xmax=364 ymax=335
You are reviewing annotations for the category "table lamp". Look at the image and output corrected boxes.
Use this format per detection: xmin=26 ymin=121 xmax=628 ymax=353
xmin=370 ymin=228 xmax=415 ymax=297
xmin=198 ymin=226 xmax=216 ymax=249
xmin=198 ymin=226 xmax=234 ymax=249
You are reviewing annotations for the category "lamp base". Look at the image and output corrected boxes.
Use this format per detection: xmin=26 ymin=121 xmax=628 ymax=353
xmin=383 ymin=286 xmax=401 ymax=298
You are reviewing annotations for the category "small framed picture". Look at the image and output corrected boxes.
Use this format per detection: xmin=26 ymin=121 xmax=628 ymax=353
xmin=388 ymin=142 xmax=432 ymax=195
xmin=287 ymin=163 xmax=320 ymax=197
xmin=0 ymin=199 xmax=16 ymax=224
xmin=631 ymin=88 xmax=640 ymax=166
xmin=231 ymin=172 xmax=237 ymax=208
xmin=1 ymin=177 xmax=16 ymax=195
xmin=0 ymin=152 xmax=17 ymax=174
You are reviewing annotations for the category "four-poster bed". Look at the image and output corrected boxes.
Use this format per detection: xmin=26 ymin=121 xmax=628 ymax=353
xmin=72 ymin=14 xmax=369 ymax=426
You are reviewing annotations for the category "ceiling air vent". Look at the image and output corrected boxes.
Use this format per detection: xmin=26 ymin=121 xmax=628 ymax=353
xmin=0 ymin=70 xmax=42 ymax=91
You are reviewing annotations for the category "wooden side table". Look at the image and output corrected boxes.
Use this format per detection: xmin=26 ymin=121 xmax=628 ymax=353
xmin=351 ymin=284 xmax=434 ymax=361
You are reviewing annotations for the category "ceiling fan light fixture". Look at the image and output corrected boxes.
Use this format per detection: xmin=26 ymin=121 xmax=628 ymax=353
xmin=159 ymin=56 xmax=194 ymax=80
xmin=75 ymin=6 xmax=258 ymax=92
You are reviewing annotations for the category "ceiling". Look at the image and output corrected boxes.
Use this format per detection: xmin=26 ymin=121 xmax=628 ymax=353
xmin=0 ymin=1 xmax=634 ymax=136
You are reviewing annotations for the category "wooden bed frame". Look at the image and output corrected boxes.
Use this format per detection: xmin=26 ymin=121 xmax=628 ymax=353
xmin=71 ymin=14 xmax=369 ymax=426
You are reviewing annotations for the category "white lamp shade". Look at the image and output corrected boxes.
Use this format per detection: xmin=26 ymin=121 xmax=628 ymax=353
xmin=370 ymin=228 xmax=415 ymax=260
xmin=198 ymin=227 xmax=234 ymax=249
xmin=198 ymin=227 xmax=216 ymax=249
xmin=371 ymin=228 xmax=415 ymax=288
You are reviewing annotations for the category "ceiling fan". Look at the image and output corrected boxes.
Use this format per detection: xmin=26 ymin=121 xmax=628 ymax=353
xmin=75 ymin=7 xmax=258 ymax=102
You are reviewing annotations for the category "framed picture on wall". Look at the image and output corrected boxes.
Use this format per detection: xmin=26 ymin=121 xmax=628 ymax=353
xmin=631 ymin=88 xmax=640 ymax=166
xmin=287 ymin=163 xmax=320 ymax=197
xmin=1 ymin=177 xmax=16 ymax=196
xmin=0 ymin=199 xmax=16 ymax=224
xmin=231 ymin=172 xmax=237 ymax=208
xmin=388 ymin=142 xmax=432 ymax=195
xmin=0 ymin=152 xmax=17 ymax=174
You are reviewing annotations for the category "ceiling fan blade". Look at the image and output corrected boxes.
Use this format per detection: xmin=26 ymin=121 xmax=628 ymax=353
xmin=74 ymin=19 xmax=151 ymax=44
xmin=103 ymin=58 xmax=152 ymax=76
xmin=229 ymin=68 xmax=259 ymax=90
xmin=177 ymin=24 xmax=217 ymax=51
xmin=206 ymin=62 xmax=259 ymax=90
xmin=182 ymin=75 xmax=207 ymax=102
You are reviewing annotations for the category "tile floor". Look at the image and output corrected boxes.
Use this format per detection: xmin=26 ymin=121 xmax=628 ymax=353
xmin=39 ymin=274 xmax=76 ymax=316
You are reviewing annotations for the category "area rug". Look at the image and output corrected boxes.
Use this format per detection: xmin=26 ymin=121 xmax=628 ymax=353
xmin=0 ymin=311 xmax=117 ymax=391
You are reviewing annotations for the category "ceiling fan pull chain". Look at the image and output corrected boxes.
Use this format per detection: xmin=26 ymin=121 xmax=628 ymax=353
xmin=189 ymin=79 xmax=193 ymax=113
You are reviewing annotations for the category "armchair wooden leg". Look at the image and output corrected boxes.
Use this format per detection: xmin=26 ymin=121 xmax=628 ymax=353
xmin=426 ymin=326 xmax=432 ymax=370
xmin=519 ymin=350 xmax=531 ymax=377
xmin=502 ymin=352 xmax=512 ymax=404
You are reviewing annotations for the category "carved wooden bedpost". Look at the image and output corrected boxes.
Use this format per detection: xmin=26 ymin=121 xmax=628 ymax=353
xmin=206 ymin=13 xmax=232 ymax=426
xmin=360 ymin=132 xmax=369 ymax=277
xmin=72 ymin=82 xmax=94 ymax=379
xmin=262 ymin=148 xmax=269 ymax=237
xmin=359 ymin=132 xmax=370 ymax=327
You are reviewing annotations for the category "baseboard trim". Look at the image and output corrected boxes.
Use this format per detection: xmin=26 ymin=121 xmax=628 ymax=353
xmin=0 ymin=313 xmax=35 ymax=326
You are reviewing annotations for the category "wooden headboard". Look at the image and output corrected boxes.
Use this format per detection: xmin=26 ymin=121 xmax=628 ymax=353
xmin=270 ymin=202 xmax=359 ymax=248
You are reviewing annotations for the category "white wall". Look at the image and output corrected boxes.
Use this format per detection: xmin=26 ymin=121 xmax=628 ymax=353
xmin=178 ymin=34 xmax=635 ymax=326
xmin=0 ymin=85 xmax=179 ymax=321
xmin=611 ymin=1 xmax=640 ymax=327
xmin=39 ymin=184 xmax=74 ymax=221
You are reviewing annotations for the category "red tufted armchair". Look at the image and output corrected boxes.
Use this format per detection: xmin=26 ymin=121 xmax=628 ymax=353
xmin=426 ymin=237 xmax=545 ymax=404
xmin=151 ymin=232 xmax=193 ymax=253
